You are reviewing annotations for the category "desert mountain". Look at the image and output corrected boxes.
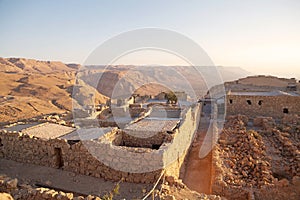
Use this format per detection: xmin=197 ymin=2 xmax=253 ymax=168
xmin=0 ymin=57 xmax=80 ymax=74
xmin=80 ymin=65 xmax=252 ymax=99
xmin=0 ymin=57 xmax=108 ymax=123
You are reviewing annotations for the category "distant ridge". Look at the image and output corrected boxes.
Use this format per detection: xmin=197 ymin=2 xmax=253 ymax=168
xmin=0 ymin=57 xmax=80 ymax=74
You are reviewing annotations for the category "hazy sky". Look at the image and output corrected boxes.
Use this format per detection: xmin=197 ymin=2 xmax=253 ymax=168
xmin=0 ymin=0 xmax=299 ymax=78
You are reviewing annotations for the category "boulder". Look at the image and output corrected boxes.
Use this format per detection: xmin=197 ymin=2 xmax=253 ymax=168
xmin=0 ymin=193 xmax=14 ymax=200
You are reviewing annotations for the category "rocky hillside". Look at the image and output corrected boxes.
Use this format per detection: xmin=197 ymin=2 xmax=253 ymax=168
xmin=0 ymin=58 xmax=108 ymax=123
xmin=0 ymin=57 xmax=80 ymax=74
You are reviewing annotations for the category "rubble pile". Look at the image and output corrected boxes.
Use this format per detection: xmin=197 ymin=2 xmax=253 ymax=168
xmin=253 ymin=116 xmax=275 ymax=130
xmin=282 ymin=114 xmax=300 ymax=126
xmin=266 ymin=128 xmax=300 ymax=178
xmin=160 ymin=177 xmax=222 ymax=200
xmin=0 ymin=176 xmax=101 ymax=200
xmin=218 ymin=116 xmax=275 ymax=187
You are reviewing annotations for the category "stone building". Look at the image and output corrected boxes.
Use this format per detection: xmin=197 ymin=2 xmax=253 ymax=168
xmin=226 ymin=90 xmax=300 ymax=118
xmin=0 ymin=103 xmax=201 ymax=184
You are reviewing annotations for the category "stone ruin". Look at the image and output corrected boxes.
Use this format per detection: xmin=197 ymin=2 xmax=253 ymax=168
xmin=212 ymin=115 xmax=300 ymax=200
xmin=226 ymin=90 xmax=300 ymax=119
xmin=0 ymin=103 xmax=201 ymax=185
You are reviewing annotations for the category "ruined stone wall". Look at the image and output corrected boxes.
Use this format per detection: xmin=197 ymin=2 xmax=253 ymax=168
xmin=0 ymin=130 xmax=68 ymax=169
xmin=226 ymin=95 xmax=300 ymax=119
xmin=119 ymin=131 xmax=170 ymax=148
xmin=163 ymin=104 xmax=201 ymax=178
xmin=212 ymin=115 xmax=300 ymax=200
xmin=0 ymin=104 xmax=201 ymax=184
xmin=0 ymin=130 xmax=163 ymax=183
xmin=62 ymin=140 xmax=163 ymax=183
xmin=129 ymin=107 xmax=146 ymax=118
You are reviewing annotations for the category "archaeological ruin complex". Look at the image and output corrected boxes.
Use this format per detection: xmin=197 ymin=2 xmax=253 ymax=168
xmin=1 ymin=76 xmax=300 ymax=200
xmin=0 ymin=95 xmax=201 ymax=185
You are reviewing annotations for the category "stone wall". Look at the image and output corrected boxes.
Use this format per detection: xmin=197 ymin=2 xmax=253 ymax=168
xmin=129 ymin=107 xmax=146 ymax=118
xmin=63 ymin=140 xmax=164 ymax=183
xmin=163 ymin=104 xmax=201 ymax=178
xmin=117 ymin=131 xmax=170 ymax=148
xmin=0 ymin=104 xmax=201 ymax=184
xmin=226 ymin=95 xmax=300 ymax=119
xmin=0 ymin=130 xmax=163 ymax=183
xmin=0 ymin=131 xmax=66 ymax=169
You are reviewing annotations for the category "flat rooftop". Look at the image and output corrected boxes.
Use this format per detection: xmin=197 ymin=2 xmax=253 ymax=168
xmin=60 ymin=127 xmax=116 ymax=141
xmin=21 ymin=123 xmax=75 ymax=139
xmin=124 ymin=118 xmax=180 ymax=133
xmin=228 ymin=90 xmax=300 ymax=97
xmin=2 ymin=122 xmax=41 ymax=132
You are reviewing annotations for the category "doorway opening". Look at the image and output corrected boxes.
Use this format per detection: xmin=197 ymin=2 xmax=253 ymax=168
xmin=54 ymin=148 xmax=64 ymax=168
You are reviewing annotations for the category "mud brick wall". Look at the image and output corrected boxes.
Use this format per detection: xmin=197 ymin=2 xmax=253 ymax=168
xmin=226 ymin=95 xmax=300 ymax=119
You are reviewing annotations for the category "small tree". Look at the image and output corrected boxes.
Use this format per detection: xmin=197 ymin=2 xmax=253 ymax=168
xmin=166 ymin=91 xmax=177 ymax=104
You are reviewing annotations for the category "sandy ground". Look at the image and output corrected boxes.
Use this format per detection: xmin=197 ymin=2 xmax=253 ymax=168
xmin=183 ymin=115 xmax=213 ymax=194
xmin=0 ymin=158 xmax=154 ymax=199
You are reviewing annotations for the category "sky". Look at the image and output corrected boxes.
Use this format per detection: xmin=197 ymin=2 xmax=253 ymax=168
xmin=0 ymin=0 xmax=299 ymax=78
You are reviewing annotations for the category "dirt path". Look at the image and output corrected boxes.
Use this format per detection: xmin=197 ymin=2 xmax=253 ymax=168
xmin=183 ymin=114 xmax=213 ymax=194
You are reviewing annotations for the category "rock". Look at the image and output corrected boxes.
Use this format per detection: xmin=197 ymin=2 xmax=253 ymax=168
xmin=292 ymin=176 xmax=300 ymax=185
xmin=6 ymin=178 xmax=18 ymax=189
xmin=163 ymin=194 xmax=176 ymax=200
xmin=165 ymin=176 xmax=176 ymax=185
xmin=174 ymin=179 xmax=186 ymax=189
xmin=85 ymin=195 xmax=95 ymax=200
xmin=73 ymin=197 xmax=85 ymax=200
xmin=45 ymin=180 xmax=52 ymax=185
xmin=276 ymin=178 xmax=289 ymax=187
xmin=0 ymin=193 xmax=14 ymax=200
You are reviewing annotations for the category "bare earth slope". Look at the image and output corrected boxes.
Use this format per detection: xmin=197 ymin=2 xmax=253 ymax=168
xmin=0 ymin=58 xmax=108 ymax=123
